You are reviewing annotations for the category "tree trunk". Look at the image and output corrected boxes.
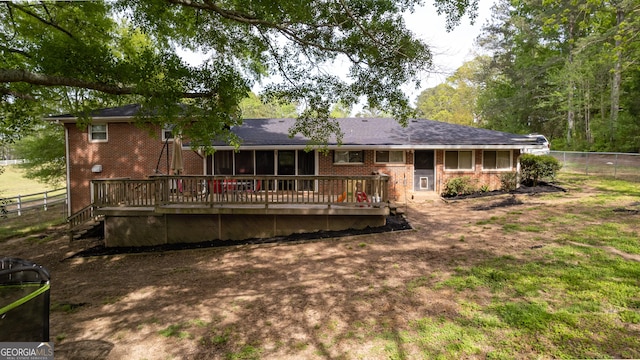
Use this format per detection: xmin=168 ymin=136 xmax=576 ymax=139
xmin=566 ymin=18 xmax=575 ymax=144
xmin=609 ymin=7 xmax=624 ymax=146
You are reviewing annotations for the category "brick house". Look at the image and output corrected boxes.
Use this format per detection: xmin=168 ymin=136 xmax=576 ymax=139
xmin=49 ymin=104 xmax=542 ymax=219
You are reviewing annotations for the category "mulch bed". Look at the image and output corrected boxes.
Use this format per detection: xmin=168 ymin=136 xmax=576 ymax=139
xmin=443 ymin=182 xmax=566 ymax=201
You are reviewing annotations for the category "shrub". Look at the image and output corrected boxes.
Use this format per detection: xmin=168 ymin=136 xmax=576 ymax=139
xmin=499 ymin=172 xmax=518 ymax=192
xmin=442 ymin=176 xmax=477 ymax=197
xmin=520 ymin=154 xmax=562 ymax=186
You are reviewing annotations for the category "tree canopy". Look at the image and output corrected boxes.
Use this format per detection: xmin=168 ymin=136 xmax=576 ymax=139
xmin=1 ymin=0 xmax=478 ymax=150
xmin=475 ymin=0 xmax=640 ymax=152
xmin=13 ymin=122 xmax=65 ymax=186
xmin=415 ymin=57 xmax=484 ymax=126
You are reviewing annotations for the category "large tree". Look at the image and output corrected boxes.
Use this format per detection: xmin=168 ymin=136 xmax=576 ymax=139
xmin=476 ymin=0 xmax=640 ymax=152
xmin=1 ymin=0 xmax=478 ymax=150
xmin=13 ymin=122 xmax=65 ymax=187
xmin=415 ymin=57 xmax=485 ymax=126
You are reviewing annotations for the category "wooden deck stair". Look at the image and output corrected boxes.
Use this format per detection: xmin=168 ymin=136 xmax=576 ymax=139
xmin=71 ymin=219 xmax=103 ymax=240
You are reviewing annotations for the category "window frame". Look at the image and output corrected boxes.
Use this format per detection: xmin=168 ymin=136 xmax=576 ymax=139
xmin=444 ymin=150 xmax=474 ymax=171
xmin=374 ymin=150 xmax=405 ymax=164
xmin=162 ymin=125 xmax=174 ymax=142
xmin=333 ymin=150 xmax=364 ymax=164
xmin=482 ymin=150 xmax=512 ymax=171
xmin=89 ymin=124 xmax=108 ymax=142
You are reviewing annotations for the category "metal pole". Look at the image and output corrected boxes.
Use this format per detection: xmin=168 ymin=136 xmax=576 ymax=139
xmin=17 ymin=195 xmax=21 ymax=216
xmin=44 ymin=191 xmax=48 ymax=211
xmin=585 ymin=153 xmax=589 ymax=176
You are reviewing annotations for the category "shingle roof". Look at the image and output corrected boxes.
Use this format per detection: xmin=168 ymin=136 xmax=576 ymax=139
xmin=224 ymin=118 xmax=536 ymax=148
xmin=48 ymin=104 xmax=143 ymax=118
xmin=48 ymin=104 xmax=539 ymax=148
xmin=47 ymin=104 xmax=191 ymax=119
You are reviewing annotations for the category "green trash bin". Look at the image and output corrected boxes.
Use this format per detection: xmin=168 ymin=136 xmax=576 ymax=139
xmin=0 ymin=257 xmax=50 ymax=342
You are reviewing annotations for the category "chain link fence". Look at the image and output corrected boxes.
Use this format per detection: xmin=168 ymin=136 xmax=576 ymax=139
xmin=549 ymin=151 xmax=640 ymax=182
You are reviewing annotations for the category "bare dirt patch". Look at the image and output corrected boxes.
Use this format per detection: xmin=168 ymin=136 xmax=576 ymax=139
xmin=2 ymin=183 xmax=634 ymax=359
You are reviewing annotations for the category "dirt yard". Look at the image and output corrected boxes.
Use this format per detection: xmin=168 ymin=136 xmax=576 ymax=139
xmin=2 ymin=181 xmax=636 ymax=359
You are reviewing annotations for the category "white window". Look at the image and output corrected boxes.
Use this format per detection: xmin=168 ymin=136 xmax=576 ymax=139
xmin=162 ymin=125 xmax=174 ymax=142
xmin=483 ymin=150 xmax=512 ymax=170
xmin=89 ymin=124 xmax=107 ymax=142
xmin=334 ymin=150 xmax=364 ymax=164
xmin=375 ymin=150 xmax=405 ymax=164
xmin=444 ymin=150 xmax=473 ymax=170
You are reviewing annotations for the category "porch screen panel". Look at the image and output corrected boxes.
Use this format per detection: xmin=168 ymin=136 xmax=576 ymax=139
xmin=255 ymin=150 xmax=275 ymax=190
xmin=297 ymin=150 xmax=315 ymax=191
xmin=235 ymin=151 xmax=254 ymax=175
xmin=278 ymin=150 xmax=295 ymax=191
xmin=214 ymin=151 xmax=233 ymax=175
xmin=297 ymin=150 xmax=315 ymax=175
xmin=278 ymin=150 xmax=295 ymax=175
xmin=255 ymin=151 xmax=275 ymax=175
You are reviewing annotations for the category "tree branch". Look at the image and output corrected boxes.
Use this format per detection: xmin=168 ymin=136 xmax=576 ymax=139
xmin=0 ymin=68 xmax=214 ymax=99
xmin=167 ymin=0 xmax=351 ymax=56
xmin=0 ymin=87 xmax=35 ymax=101
xmin=7 ymin=2 xmax=76 ymax=40
xmin=0 ymin=45 xmax=32 ymax=58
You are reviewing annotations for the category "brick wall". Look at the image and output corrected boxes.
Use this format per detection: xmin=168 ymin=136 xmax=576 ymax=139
xmin=436 ymin=150 xmax=522 ymax=194
xmin=318 ymin=150 xmax=414 ymax=201
xmin=66 ymin=122 xmax=203 ymax=213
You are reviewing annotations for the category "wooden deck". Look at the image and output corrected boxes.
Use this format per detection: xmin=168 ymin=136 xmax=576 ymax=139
xmin=92 ymin=175 xmax=390 ymax=214
xmin=89 ymin=175 xmax=391 ymax=247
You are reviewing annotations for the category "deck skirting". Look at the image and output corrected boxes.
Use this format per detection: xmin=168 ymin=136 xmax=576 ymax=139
xmin=100 ymin=207 xmax=388 ymax=247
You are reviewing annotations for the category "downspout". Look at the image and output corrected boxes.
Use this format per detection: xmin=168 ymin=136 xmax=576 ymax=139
xmin=516 ymin=150 xmax=522 ymax=189
xmin=65 ymin=125 xmax=71 ymax=216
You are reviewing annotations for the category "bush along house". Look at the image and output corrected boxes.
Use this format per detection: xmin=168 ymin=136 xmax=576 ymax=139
xmin=49 ymin=104 xmax=545 ymax=247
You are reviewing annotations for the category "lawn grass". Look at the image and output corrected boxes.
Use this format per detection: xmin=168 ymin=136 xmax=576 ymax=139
xmin=373 ymin=174 xmax=640 ymax=359
xmin=0 ymin=165 xmax=67 ymax=240
xmin=0 ymin=164 xmax=63 ymax=196
xmin=0 ymin=202 xmax=67 ymax=241
xmin=427 ymin=245 xmax=640 ymax=359
xmin=5 ymin=170 xmax=640 ymax=358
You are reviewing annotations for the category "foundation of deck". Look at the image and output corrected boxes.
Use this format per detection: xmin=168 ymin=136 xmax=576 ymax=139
xmin=99 ymin=205 xmax=388 ymax=247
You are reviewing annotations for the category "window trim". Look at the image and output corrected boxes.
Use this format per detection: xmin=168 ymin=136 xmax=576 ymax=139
xmin=162 ymin=125 xmax=174 ymax=142
xmin=89 ymin=124 xmax=108 ymax=142
xmin=444 ymin=150 xmax=474 ymax=171
xmin=374 ymin=150 xmax=405 ymax=164
xmin=482 ymin=150 xmax=513 ymax=171
xmin=333 ymin=150 xmax=364 ymax=164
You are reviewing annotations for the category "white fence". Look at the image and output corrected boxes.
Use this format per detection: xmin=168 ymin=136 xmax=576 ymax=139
xmin=0 ymin=188 xmax=67 ymax=217
xmin=550 ymin=151 xmax=640 ymax=181
xmin=0 ymin=159 xmax=24 ymax=166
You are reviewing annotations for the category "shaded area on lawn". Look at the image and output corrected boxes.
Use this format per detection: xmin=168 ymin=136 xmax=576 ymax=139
xmin=471 ymin=195 xmax=524 ymax=211
xmin=66 ymin=214 xmax=413 ymax=259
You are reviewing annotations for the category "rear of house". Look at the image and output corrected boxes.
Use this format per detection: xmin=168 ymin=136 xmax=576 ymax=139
xmin=50 ymin=105 xmax=544 ymax=217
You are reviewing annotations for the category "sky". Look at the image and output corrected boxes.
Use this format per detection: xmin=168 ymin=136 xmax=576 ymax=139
xmin=402 ymin=0 xmax=494 ymax=100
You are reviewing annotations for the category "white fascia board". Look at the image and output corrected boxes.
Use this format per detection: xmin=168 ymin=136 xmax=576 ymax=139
xmin=45 ymin=116 xmax=137 ymax=124
xmin=186 ymin=144 xmax=533 ymax=151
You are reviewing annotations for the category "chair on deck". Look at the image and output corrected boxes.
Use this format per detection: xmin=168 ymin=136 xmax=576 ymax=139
xmin=355 ymin=182 xmax=371 ymax=207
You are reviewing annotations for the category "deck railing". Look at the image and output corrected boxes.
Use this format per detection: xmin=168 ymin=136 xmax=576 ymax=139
xmin=92 ymin=175 xmax=389 ymax=208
